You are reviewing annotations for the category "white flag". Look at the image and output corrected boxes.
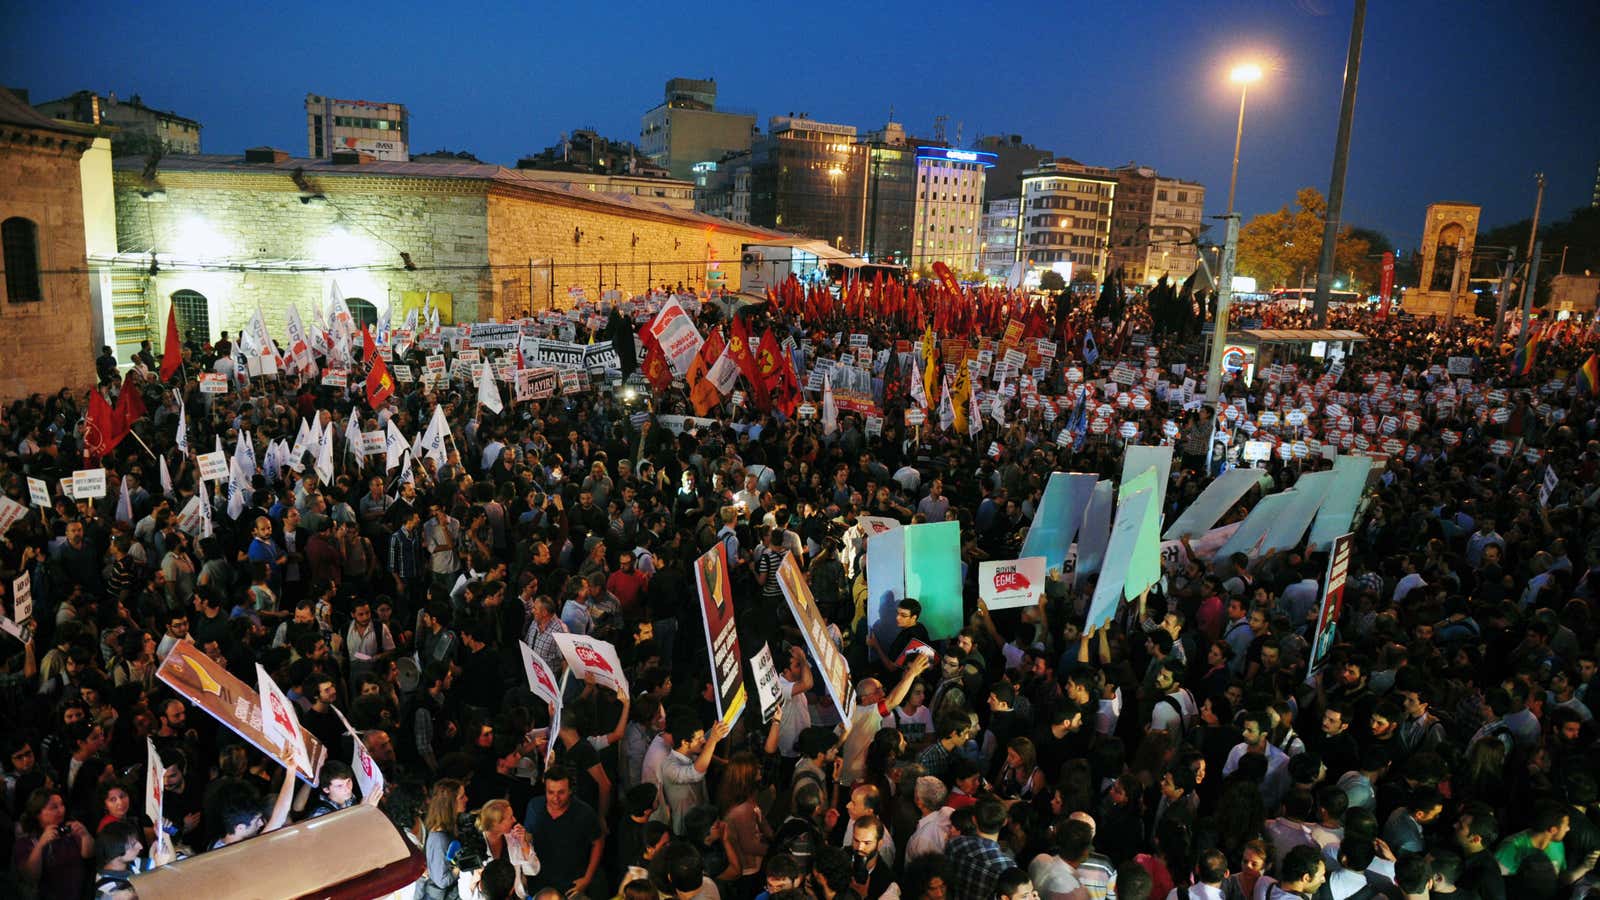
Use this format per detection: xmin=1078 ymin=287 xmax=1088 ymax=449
xmin=174 ymin=398 xmax=188 ymax=454
xmin=195 ymin=473 xmax=214 ymax=539
xmin=290 ymin=417 xmax=312 ymax=471
xmin=384 ymin=419 xmax=407 ymax=472
xmin=159 ymin=454 xmax=173 ymax=496
xmin=968 ymin=380 xmax=983 ymax=437
xmin=344 ymin=411 xmax=363 ymax=462
xmin=145 ymin=739 xmax=165 ymax=828
xmin=227 ymin=455 xmax=248 ymax=520
xmin=938 ymin=377 xmax=955 ymax=431
xmin=214 ymin=434 xmax=224 ymax=457
xmin=398 ymin=449 xmax=415 ymax=486
xmin=909 ymin=358 xmax=928 ymax=410
xmin=477 ymin=357 xmax=503 ymax=415
xmin=315 ymin=422 xmax=335 ymax=484
xmin=821 ymin=373 xmax=838 ymax=436
xmin=403 ymin=307 xmax=418 ymax=333
xmin=285 ymin=305 xmax=317 ymax=377
xmin=235 ymin=430 xmax=256 ymax=481
xmin=421 ymin=404 xmax=450 ymax=465
xmin=992 ymin=376 xmax=1008 ymax=428
xmin=115 ymin=475 xmax=133 ymax=525
xmin=331 ymin=706 xmax=385 ymax=799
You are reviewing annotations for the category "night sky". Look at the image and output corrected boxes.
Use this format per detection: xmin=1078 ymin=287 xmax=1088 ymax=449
xmin=6 ymin=0 xmax=1597 ymax=250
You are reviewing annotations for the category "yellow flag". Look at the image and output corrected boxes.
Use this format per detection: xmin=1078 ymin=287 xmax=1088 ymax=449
xmin=922 ymin=325 xmax=939 ymax=408
xmin=951 ymin=364 xmax=970 ymax=434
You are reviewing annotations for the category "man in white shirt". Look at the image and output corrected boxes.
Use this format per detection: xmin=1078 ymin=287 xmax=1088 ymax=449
xmin=1148 ymin=661 xmax=1198 ymax=737
xmin=776 ymin=645 xmax=814 ymax=759
xmin=1223 ymin=711 xmax=1292 ymax=809
xmin=905 ymin=776 xmax=955 ymax=862
xmin=1166 ymin=849 xmax=1229 ymax=900
xmin=1030 ymin=816 xmax=1093 ymax=900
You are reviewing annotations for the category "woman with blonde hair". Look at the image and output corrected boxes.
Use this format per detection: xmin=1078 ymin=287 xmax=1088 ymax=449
xmin=476 ymin=798 xmax=540 ymax=896
xmin=421 ymin=778 xmax=467 ymax=899
xmin=716 ymin=751 xmax=772 ymax=894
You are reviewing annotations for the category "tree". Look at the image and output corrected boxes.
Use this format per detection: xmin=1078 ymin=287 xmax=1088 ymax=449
xmin=1237 ymin=187 xmax=1375 ymax=291
xmin=1038 ymin=270 xmax=1067 ymax=294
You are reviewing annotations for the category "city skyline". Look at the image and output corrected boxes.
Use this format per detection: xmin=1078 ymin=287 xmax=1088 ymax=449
xmin=5 ymin=0 xmax=1597 ymax=252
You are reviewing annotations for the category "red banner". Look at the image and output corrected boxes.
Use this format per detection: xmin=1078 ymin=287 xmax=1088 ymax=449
xmin=1306 ymin=533 xmax=1352 ymax=682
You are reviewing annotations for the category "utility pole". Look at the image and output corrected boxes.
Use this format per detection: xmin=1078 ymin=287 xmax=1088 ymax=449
xmin=1312 ymin=0 xmax=1366 ymax=325
xmin=1205 ymin=214 xmax=1241 ymax=401
xmin=1520 ymin=240 xmax=1544 ymax=348
xmin=1496 ymin=173 xmax=1544 ymax=345
xmin=1445 ymin=237 xmax=1466 ymax=327
xmin=1493 ymin=247 xmax=1517 ymax=346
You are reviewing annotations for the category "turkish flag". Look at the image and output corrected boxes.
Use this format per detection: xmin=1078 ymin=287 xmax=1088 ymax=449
xmin=159 ymin=304 xmax=183 ymax=382
xmin=363 ymin=326 xmax=394 ymax=409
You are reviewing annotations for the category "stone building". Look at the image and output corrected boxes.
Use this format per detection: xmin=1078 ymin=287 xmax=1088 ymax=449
xmin=107 ymin=148 xmax=782 ymax=346
xmin=34 ymin=89 xmax=202 ymax=156
xmin=0 ymin=88 xmax=101 ymax=399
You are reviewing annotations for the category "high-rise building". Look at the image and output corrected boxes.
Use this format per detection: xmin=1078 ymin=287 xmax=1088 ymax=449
xmin=1018 ymin=160 xmax=1118 ymax=281
xmin=306 ymin=94 xmax=408 ymax=161
xmin=1108 ymin=165 xmax=1205 ymax=285
xmin=34 ymin=90 xmax=201 ymax=156
xmin=639 ymin=78 xmax=756 ymax=182
xmin=973 ymin=134 xmax=1055 ymax=202
xmin=911 ymin=146 xmax=994 ymax=273
xmin=746 ymin=116 xmax=867 ymax=254
xmin=979 ymin=197 xmax=1021 ymax=278
xmin=859 ymin=123 xmax=918 ymax=266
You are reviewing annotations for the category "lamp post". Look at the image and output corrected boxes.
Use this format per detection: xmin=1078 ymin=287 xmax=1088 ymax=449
xmin=1206 ymin=62 xmax=1262 ymax=402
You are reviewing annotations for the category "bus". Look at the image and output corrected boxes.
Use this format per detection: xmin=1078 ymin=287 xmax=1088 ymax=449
xmin=1270 ymin=287 xmax=1366 ymax=310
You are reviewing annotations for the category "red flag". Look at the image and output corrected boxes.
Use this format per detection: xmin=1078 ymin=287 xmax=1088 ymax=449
xmin=728 ymin=314 xmax=769 ymax=409
xmin=159 ymin=304 xmax=183 ymax=382
xmin=363 ymin=326 xmax=394 ymax=408
xmin=116 ymin=371 xmax=148 ymax=431
xmin=638 ymin=327 xmax=674 ymax=392
xmin=84 ymin=388 xmax=128 ymax=463
xmin=755 ymin=327 xmax=788 ymax=410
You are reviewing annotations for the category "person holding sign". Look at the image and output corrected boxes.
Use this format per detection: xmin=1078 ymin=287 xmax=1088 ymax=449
xmin=658 ymin=708 xmax=732 ymax=833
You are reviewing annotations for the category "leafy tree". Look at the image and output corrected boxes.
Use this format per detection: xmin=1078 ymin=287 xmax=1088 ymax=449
xmin=1237 ymin=187 xmax=1375 ymax=291
xmin=1038 ymin=270 xmax=1067 ymax=293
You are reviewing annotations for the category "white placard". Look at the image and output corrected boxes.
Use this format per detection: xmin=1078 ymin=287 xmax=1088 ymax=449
xmin=0 ymin=496 xmax=26 ymax=537
xmin=71 ymin=468 xmax=107 ymax=499
xmin=978 ymin=556 xmax=1048 ymax=610
xmin=198 ymin=373 xmax=228 ymax=394
xmin=750 ymin=643 xmax=783 ymax=723
xmin=27 ymin=477 xmax=50 ymax=508
xmin=11 ymin=573 xmax=31 ymax=624
xmin=551 ymin=633 xmax=629 ymax=696
xmin=256 ymin=663 xmax=314 ymax=774
xmin=331 ymin=705 xmax=385 ymax=799
xmin=196 ymin=452 xmax=228 ymax=482
xmin=518 ymin=641 xmax=563 ymax=709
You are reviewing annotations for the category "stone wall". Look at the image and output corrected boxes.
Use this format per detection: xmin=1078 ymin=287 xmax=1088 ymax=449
xmin=113 ymin=170 xmax=492 ymax=337
xmin=486 ymin=187 xmax=765 ymax=310
xmin=0 ymin=129 xmax=97 ymax=399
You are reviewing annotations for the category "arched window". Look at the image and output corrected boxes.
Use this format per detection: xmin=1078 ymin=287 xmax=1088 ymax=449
xmin=346 ymin=298 xmax=378 ymax=329
xmin=2 ymin=217 xmax=42 ymax=303
xmin=170 ymin=290 xmax=211 ymax=343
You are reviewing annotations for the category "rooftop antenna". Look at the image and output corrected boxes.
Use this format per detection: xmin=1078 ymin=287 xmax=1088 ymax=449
xmin=933 ymin=114 xmax=947 ymax=143
xmin=956 ymin=121 xmax=963 ymax=147
xmin=888 ymin=103 xmax=895 ymax=123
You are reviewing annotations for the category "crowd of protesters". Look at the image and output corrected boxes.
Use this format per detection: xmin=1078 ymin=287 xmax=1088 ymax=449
xmin=0 ymin=280 xmax=1599 ymax=900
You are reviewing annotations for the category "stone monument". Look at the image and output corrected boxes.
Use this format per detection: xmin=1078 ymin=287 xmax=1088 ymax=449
xmin=1404 ymin=202 xmax=1480 ymax=317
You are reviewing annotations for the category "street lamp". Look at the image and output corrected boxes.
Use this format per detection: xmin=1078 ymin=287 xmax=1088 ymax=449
xmin=1226 ymin=63 xmax=1262 ymax=217
xmin=1207 ymin=61 xmax=1263 ymax=402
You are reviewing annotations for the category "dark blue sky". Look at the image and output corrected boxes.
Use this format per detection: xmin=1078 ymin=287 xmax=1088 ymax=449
xmin=6 ymin=1 xmax=1597 ymax=248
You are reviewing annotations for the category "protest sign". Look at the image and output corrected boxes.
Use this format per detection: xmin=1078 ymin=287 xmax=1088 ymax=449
xmin=903 ymin=521 xmax=963 ymax=639
xmin=552 ymin=633 xmax=629 ymax=696
xmin=0 ymin=496 xmax=25 ymax=537
xmin=198 ymin=373 xmax=228 ymax=394
xmin=518 ymin=641 xmax=563 ymax=709
xmin=258 ymin=664 xmax=315 ymax=774
xmin=694 ymin=543 xmax=748 ymax=727
xmin=1087 ymin=486 xmax=1153 ymax=631
xmin=1020 ymin=472 xmax=1097 ymax=572
xmin=1073 ymin=480 xmax=1115 ymax=587
xmin=1307 ymin=455 xmax=1373 ymax=552
xmin=156 ymin=642 xmax=326 ymax=784
xmin=749 ymin=644 xmax=783 ymax=724
xmin=27 ymin=477 xmax=49 ymax=508
xmin=979 ymin=557 xmax=1047 ymax=611
xmin=196 ymin=452 xmax=228 ymax=482
xmin=11 ymin=573 xmax=31 ymax=624
xmin=775 ymin=554 xmax=855 ymax=721
xmin=1307 ymin=533 xmax=1353 ymax=681
xmin=72 ymin=468 xmax=107 ymax=499
xmin=864 ymin=525 xmax=906 ymax=655
xmin=1162 ymin=467 xmax=1260 ymax=541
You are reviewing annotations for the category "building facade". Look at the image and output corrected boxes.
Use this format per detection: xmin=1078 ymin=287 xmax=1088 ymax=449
xmin=911 ymin=146 xmax=993 ymax=274
xmin=0 ymin=89 xmax=100 ymax=399
xmin=106 ymin=150 xmax=784 ymax=349
xmin=746 ymin=116 xmax=867 ymax=254
xmin=973 ymin=134 xmax=1055 ymax=202
xmin=1146 ymin=176 xmax=1205 ymax=284
xmin=979 ymin=197 xmax=1021 ymax=278
xmin=639 ymin=78 xmax=756 ymax=182
xmin=306 ymin=94 xmax=408 ymax=161
xmin=1018 ymin=161 xmax=1118 ymax=281
xmin=34 ymin=90 xmax=201 ymax=156
xmin=859 ymin=123 xmax=917 ymax=266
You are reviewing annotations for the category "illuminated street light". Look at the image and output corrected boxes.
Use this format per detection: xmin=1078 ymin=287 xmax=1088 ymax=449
xmin=1230 ymin=63 xmax=1263 ymax=85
